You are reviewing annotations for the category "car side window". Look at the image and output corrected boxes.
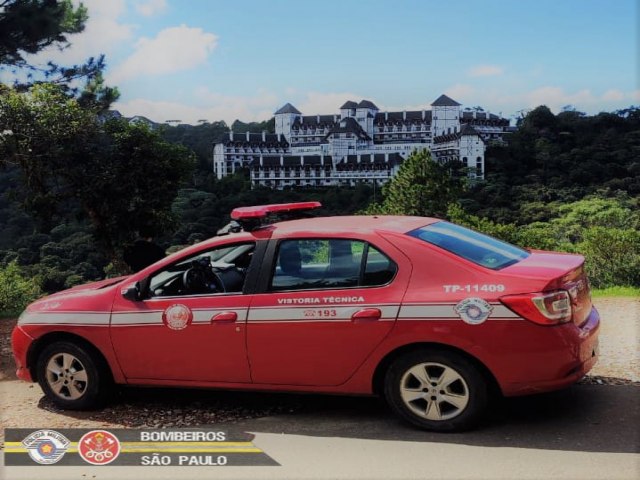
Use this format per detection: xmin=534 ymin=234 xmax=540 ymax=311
xmin=363 ymin=245 xmax=398 ymax=286
xmin=148 ymin=242 xmax=255 ymax=297
xmin=270 ymin=239 xmax=396 ymax=292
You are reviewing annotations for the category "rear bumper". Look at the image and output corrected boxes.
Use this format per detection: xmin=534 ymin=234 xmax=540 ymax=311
xmin=11 ymin=325 xmax=34 ymax=382
xmin=501 ymin=306 xmax=600 ymax=396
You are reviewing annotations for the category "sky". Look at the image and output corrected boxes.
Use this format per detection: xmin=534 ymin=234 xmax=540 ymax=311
xmin=9 ymin=0 xmax=639 ymax=124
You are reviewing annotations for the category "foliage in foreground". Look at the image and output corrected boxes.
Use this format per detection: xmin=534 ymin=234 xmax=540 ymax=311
xmin=0 ymin=261 xmax=41 ymax=315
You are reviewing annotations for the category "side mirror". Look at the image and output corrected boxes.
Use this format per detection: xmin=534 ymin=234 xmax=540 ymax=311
xmin=121 ymin=282 xmax=142 ymax=301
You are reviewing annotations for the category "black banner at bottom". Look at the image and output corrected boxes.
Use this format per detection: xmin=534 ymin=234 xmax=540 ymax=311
xmin=4 ymin=428 xmax=279 ymax=467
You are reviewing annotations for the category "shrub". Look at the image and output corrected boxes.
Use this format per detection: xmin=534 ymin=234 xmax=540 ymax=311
xmin=575 ymin=227 xmax=640 ymax=288
xmin=0 ymin=261 xmax=42 ymax=315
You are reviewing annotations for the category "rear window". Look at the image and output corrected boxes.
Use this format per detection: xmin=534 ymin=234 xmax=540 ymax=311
xmin=408 ymin=221 xmax=529 ymax=270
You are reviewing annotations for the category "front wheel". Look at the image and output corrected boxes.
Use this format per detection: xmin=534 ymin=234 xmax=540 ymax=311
xmin=384 ymin=350 xmax=489 ymax=431
xmin=36 ymin=341 xmax=111 ymax=410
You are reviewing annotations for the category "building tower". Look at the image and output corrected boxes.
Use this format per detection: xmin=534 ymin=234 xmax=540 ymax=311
xmin=458 ymin=124 xmax=485 ymax=179
xmin=339 ymin=101 xmax=357 ymax=119
xmin=355 ymin=100 xmax=378 ymax=138
xmin=274 ymin=103 xmax=302 ymax=141
xmin=431 ymin=94 xmax=461 ymax=137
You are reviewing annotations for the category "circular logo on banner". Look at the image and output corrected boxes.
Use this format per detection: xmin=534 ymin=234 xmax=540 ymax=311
xmin=163 ymin=304 xmax=193 ymax=330
xmin=454 ymin=298 xmax=493 ymax=325
xmin=22 ymin=430 xmax=70 ymax=464
xmin=78 ymin=430 xmax=120 ymax=465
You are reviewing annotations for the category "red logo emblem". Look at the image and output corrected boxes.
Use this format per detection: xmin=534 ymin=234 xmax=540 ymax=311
xmin=78 ymin=430 xmax=120 ymax=465
xmin=163 ymin=304 xmax=193 ymax=330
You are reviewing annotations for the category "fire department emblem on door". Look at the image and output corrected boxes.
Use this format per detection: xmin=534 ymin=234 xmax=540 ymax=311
xmin=163 ymin=304 xmax=193 ymax=330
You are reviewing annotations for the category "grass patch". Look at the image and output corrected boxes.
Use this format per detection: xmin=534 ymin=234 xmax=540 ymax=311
xmin=592 ymin=286 xmax=640 ymax=298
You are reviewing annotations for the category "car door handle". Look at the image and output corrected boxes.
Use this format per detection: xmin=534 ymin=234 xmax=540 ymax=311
xmin=211 ymin=311 xmax=238 ymax=323
xmin=351 ymin=308 xmax=382 ymax=322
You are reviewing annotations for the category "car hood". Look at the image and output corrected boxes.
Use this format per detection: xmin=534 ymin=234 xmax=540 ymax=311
xmin=63 ymin=276 xmax=131 ymax=293
xmin=26 ymin=276 xmax=130 ymax=314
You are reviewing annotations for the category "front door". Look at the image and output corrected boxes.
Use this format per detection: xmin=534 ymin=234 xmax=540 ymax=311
xmin=247 ymin=237 xmax=410 ymax=386
xmin=110 ymin=242 xmax=257 ymax=383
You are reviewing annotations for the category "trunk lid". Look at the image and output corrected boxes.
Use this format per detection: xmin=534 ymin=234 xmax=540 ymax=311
xmin=502 ymin=251 xmax=592 ymax=326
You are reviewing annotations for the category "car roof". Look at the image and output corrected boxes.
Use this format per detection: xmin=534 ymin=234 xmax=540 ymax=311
xmin=268 ymin=215 xmax=438 ymax=238
xmin=142 ymin=215 xmax=439 ymax=274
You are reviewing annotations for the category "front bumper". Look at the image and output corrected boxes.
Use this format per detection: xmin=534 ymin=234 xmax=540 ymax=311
xmin=11 ymin=325 xmax=34 ymax=382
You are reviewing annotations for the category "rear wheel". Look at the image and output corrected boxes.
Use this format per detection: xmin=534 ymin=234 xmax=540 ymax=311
xmin=36 ymin=341 xmax=111 ymax=410
xmin=384 ymin=350 xmax=489 ymax=431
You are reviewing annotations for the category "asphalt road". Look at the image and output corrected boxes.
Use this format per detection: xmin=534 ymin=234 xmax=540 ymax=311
xmin=2 ymin=384 xmax=639 ymax=480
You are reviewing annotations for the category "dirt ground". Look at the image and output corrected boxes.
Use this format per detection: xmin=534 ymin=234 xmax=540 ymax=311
xmin=1 ymin=296 xmax=638 ymax=443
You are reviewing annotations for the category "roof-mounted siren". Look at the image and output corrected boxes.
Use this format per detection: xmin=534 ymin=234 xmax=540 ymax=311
xmin=218 ymin=202 xmax=322 ymax=235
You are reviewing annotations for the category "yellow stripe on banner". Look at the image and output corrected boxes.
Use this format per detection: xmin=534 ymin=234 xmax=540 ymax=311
xmin=4 ymin=448 xmax=81 ymax=453
xmin=121 ymin=448 xmax=263 ymax=453
xmin=5 ymin=441 xmax=254 ymax=447
xmin=120 ymin=442 xmax=255 ymax=447
xmin=5 ymin=447 xmax=263 ymax=454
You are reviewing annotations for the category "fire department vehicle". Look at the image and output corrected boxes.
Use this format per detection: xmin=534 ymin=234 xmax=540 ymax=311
xmin=11 ymin=202 xmax=600 ymax=431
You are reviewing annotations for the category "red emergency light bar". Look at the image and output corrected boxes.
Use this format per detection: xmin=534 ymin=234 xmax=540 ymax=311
xmin=231 ymin=202 xmax=322 ymax=220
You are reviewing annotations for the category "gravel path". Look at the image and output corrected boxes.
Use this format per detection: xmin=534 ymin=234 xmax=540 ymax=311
xmin=585 ymin=296 xmax=639 ymax=382
xmin=1 ymin=296 xmax=637 ymax=440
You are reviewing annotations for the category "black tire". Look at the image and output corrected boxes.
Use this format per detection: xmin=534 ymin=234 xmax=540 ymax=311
xmin=36 ymin=341 xmax=112 ymax=410
xmin=384 ymin=350 xmax=489 ymax=432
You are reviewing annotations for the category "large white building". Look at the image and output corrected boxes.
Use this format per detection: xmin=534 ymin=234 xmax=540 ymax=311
xmin=213 ymin=94 xmax=511 ymax=188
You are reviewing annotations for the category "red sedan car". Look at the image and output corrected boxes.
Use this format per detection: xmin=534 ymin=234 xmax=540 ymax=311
xmin=11 ymin=202 xmax=600 ymax=431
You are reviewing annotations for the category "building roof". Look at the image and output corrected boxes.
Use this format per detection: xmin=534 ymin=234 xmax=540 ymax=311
xmin=292 ymin=115 xmax=337 ymax=128
xmin=374 ymin=110 xmax=432 ymax=124
xmin=220 ymin=132 xmax=289 ymax=146
xmin=433 ymin=125 xmax=485 ymax=144
xmin=302 ymin=156 xmax=323 ymax=166
xmin=261 ymin=157 xmax=281 ymax=167
xmin=460 ymin=110 xmax=509 ymax=126
xmin=283 ymin=156 xmax=302 ymax=167
xmin=326 ymin=117 xmax=371 ymax=140
xmin=334 ymin=153 xmax=404 ymax=166
xmin=460 ymin=124 xmax=480 ymax=136
xmin=431 ymin=94 xmax=461 ymax=107
xmin=340 ymin=101 xmax=358 ymax=109
xmin=257 ymin=155 xmax=329 ymax=168
xmin=274 ymin=103 xmax=302 ymax=115
xmin=357 ymin=100 xmax=379 ymax=110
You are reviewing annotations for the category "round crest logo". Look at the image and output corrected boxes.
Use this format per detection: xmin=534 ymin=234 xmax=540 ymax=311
xmin=22 ymin=429 xmax=70 ymax=464
xmin=454 ymin=298 xmax=493 ymax=325
xmin=78 ymin=430 xmax=121 ymax=465
xmin=163 ymin=304 xmax=193 ymax=330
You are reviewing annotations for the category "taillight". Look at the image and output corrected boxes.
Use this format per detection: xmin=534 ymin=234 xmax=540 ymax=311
xmin=500 ymin=290 xmax=572 ymax=326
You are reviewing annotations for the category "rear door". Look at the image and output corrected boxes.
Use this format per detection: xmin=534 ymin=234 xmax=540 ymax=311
xmin=246 ymin=236 xmax=411 ymax=386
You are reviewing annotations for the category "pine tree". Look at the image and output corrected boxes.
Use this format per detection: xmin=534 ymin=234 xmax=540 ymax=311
xmin=366 ymin=149 xmax=464 ymax=217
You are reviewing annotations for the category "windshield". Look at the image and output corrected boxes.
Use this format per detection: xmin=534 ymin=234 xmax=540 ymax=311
xmin=408 ymin=221 xmax=529 ymax=270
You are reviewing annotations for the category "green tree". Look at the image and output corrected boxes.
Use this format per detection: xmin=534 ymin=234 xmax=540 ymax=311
xmin=0 ymin=0 xmax=87 ymax=67
xmin=1 ymin=1 xmax=118 ymax=105
xmin=366 ymin=150 xmax=464 ymax=217
xmin=0 ymin=83 xmax=195 ymax=264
